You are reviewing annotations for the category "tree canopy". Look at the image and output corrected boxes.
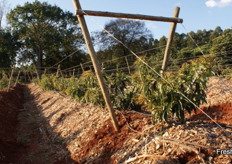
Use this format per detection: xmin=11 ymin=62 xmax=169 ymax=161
xmin=0 ymin=0 xmax=230 ymax=73
xmin=7 ymin=0 xmax=86 ymax=73
xmin=96 ymin=19 xmax=153 ymax=63
xmin=0 ymin=29 xmax=20 ymax=67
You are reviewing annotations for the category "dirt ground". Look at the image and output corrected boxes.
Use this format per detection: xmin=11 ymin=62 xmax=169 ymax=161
xmin=0 ymin=85 xmax=75 ymax=164
xmin=0 ymin=85 xmax=25 ymax=163
xmin=0 ymin=76 xmax=232 ymax=163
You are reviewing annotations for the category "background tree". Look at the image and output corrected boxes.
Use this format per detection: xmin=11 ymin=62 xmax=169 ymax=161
xmin=96 ymin=19 xmax=153 ymax=66
xmin=0 ymin=29 xmax=20 ymax=67
xmin=210 ymin=26 xmax=223 ymax=42
xmin=211 ymin=29 xmax=232 ymax=55
xmin=7 ymin=1 xmax=86 ymax=75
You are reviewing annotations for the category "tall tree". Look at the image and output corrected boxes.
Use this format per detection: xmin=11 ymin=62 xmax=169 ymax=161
xmin=96 ymin=19 xmax=152 ymax=63
xmin=7 ymin=1 xmax=85 ymax=74
xmin=211 ymin=28 xmax=232 ymax=55
xmin=0 ymin=29 xmax=20 ymax=67
xmin=210 ymin=26 xmax=223 ymax=41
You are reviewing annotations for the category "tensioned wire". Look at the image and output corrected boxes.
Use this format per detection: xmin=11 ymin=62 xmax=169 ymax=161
xmin=56 ymin=48 xmax=232 ymax=77
xmin=46 ymin=25 xmax=232 ymax=73
xmin=181 ymin=24 xmax=205 ymax=56
xmin=35 ymin=39 xmax=232 ymax=72
xmin=42 ymin=44 xmax=167 ymax=76
xmin=79 ymin=9 xmax=223 ymax=129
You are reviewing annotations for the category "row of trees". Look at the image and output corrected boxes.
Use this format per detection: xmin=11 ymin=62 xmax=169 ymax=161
xmin=0 ymin=0 xmax=231 ymax=73
xmin=1 ymin=1 xmax=87 ymax=73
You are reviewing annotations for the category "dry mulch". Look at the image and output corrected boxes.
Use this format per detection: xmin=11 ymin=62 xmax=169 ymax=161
xmin=190 ymin=76 xmax=232 ymax=126
xmin=27 ymin=77 xmax=232 ymax=164
xmin=27 ymin=83 xmax=152 ymax=164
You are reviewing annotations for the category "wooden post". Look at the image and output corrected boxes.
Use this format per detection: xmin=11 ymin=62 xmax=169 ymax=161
xmin=80 ymin=63 xmax=85 ymax=72
xmin=59 ymin=69 xmax=64 ymax=78
xmin=8 ymin=67 xmax=15 ymax=91
xmin=34 ymin=65 xmax=40 ymax=80
xmin=56 ymin=65 xmax=60 ymax=77
xmin=76 ymin=10 xmax=183 ymax=23
xmin=101 ymin=62 xmax=104 ymax=70
xmin=73 ymin=0 xmax=119 ymax=131
xmin=89 ymin=65 xmax=93 ymax=72
xmin=44 ymin=68 xmax=47 ymax=75
xmin=72 ymin=68 xmax=75 ymax=78
xmin=125 ymin=56 xmax=131 ymax=74
xmin=14 ymin=71 xmax=21 ymax=86
xmin=161 ymin=7 xmax=180 ymax=73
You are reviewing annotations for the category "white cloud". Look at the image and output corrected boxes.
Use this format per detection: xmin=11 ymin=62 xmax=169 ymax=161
xmin=205 ymin=0 xmax=232 ymax=7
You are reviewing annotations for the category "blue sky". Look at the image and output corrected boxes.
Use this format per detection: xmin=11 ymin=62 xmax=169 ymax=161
xmin=4 ymin=0 xmax=232 ymax=39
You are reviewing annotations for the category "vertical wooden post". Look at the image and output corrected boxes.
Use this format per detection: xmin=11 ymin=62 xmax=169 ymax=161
xmin=34 ymin=65 xmax=40 ymax=80
xmin=44 ymin=68 xmax=47 ymax=75
xmin=59 ymin=69 xmax=64 ymax=78
xmin=101 ymin=62 xmax=104 ymax=70
xmin=73 ymin=0 xmax=119 ymax=131
xmin=161 ymin=7 xmax=180 ymax=73
xmin=125 ymin=56 xmax=131 ymax=74
xmin=72 ymin=68 xmax=75 ymax=78
xmin=80 ymin=63 xmax=85 ymax=72
xmin=14 ymin=71 xmax=21 ymax=86
xmin=56 ymin=65 xmax=60 ymax=77
xmin=89 ymin=65 xmax=93 ymax=72
xmin=8 ymin=67 xmax=15 ymax=91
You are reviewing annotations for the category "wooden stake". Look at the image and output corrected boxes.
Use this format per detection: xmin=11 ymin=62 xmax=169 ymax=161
xmin=161 ymin=7 xmax=180 ymax=73
xmin=80 ymin=63 xmax=85 ymax=72
xmin=14 ymin=71 xmax=21 ymax=86
xmin=59 ymin=69 xmax=64 ymax=78
xmin=76 ymin=10 xmax=183 ymax=23
xmin=73 ymin=0 xmax=119 ymax=131
xmin=44 ymin=68 xmax=47 ymax=75
xmin=56 ymin=65 xmax=60 ymax=77
xmin=72 ymin=68 xmax=75 ymax=78
xmin=125 ymin=56 xmax=131 ymax=74
xmin=101 ymin=62 xmax=104 ymax=70
xmin=34 ymin=65 xmax=40 ymax=80
xmin=89 ymin=65 xmax=93 ymax=72
xmin=7 ymin=66 xmax=15 ymax=91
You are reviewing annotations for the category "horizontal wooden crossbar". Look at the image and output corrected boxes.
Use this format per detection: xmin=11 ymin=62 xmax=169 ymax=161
xmin=76 ymin=10 xmax=183 ymax=23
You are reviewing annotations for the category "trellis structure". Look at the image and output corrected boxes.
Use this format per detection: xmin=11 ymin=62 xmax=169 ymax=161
xmin=72 ymin=0 xmax=183 ymax=131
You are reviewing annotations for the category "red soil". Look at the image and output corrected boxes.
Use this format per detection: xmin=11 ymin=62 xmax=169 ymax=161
xmin=74 ymin=111 xmax=150 ymax=164
xmin=0 ymin=85 xmax=75 ymax=164
xmin=0 ymin=85 xmax=25 ymax=163
xmin=190 ymin=103 xmax=232 ymax=125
